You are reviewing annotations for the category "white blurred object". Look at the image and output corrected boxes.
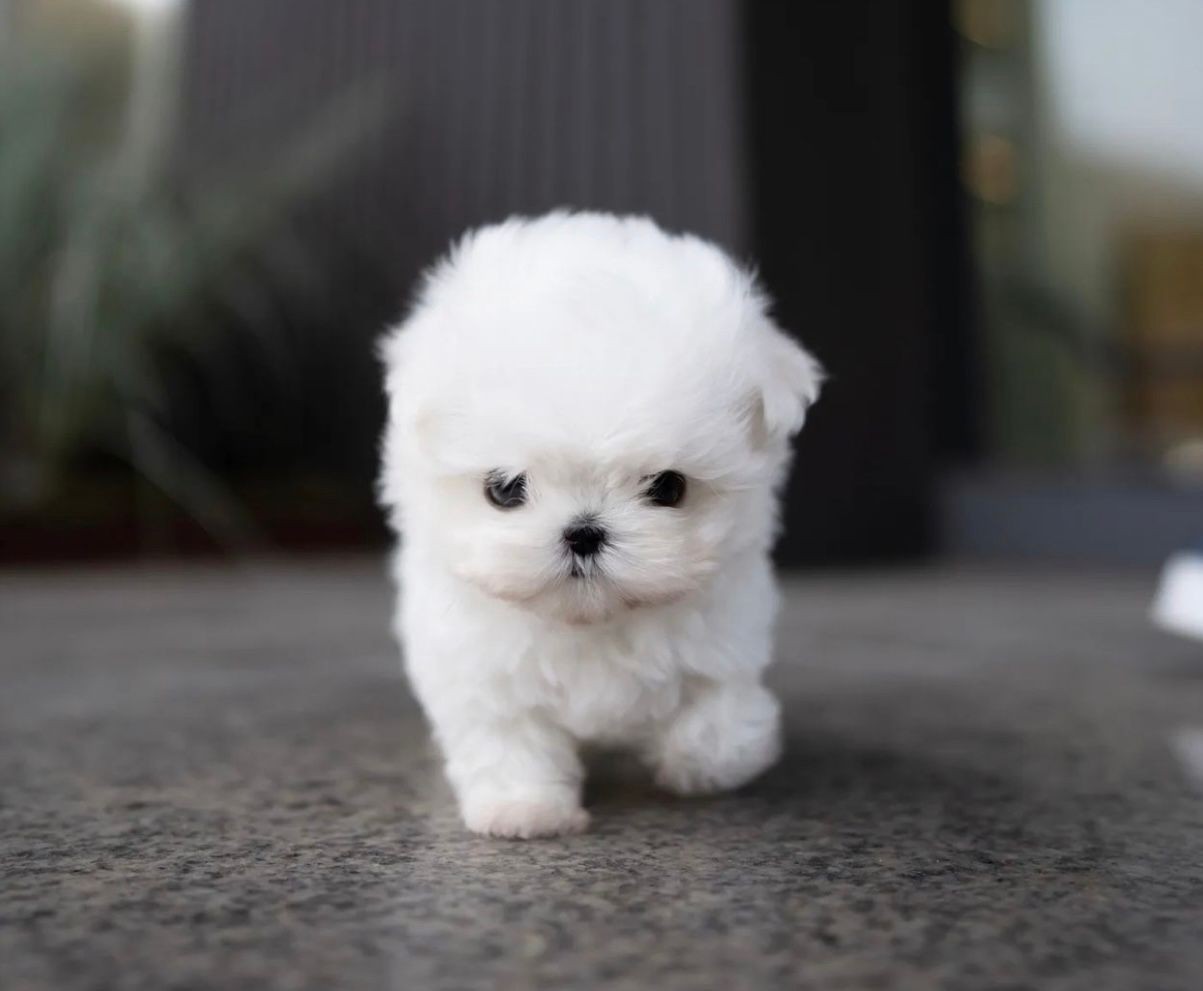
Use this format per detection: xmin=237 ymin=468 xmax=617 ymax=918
xmin=1153 ymin=552 xmax=1203 ymax=642
xmin=115 ymin=0 xmax=184 ymax=186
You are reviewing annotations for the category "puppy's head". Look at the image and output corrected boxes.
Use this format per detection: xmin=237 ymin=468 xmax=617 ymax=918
xmin=380 ymin=213 xmax=821 ymax=624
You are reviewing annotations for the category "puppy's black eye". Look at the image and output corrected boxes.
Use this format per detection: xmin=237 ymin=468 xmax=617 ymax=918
xmin=485 ymin=471 xmax=527 ymax=509
xmin=644 ymin=470 xmax=686 ymax=507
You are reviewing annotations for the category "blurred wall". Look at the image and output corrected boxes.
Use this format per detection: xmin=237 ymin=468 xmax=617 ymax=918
xmin=185 ymin=0 xmax=749 ymax=285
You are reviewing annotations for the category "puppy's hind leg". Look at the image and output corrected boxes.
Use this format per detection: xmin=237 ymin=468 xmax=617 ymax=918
xmin=647 ymin=679 xmax=782 ymax=796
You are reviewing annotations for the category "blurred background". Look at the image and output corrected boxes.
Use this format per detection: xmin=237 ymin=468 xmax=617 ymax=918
xmin=2 ymin=0 xmax=1201 ymax=568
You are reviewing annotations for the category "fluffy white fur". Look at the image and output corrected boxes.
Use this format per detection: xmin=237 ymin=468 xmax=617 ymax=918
xmin=378 ymin=212 xmax=821 ymax=838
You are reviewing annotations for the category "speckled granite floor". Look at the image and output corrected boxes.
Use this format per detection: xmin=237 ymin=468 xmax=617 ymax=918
xmin=2 ymin=559 xmax=1202 ymax=991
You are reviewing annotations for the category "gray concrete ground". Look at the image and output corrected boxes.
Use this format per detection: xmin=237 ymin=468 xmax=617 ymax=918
xmin=2 ymin=558 xmax=1202 ymax=990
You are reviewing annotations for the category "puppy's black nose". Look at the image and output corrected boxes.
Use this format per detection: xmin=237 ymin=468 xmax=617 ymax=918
xmin=563 ymin=523 xmax=606 ymax=558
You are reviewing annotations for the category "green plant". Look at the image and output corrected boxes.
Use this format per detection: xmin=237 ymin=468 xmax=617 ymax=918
xmin=0 ymin=37 xmax=383 ymax=546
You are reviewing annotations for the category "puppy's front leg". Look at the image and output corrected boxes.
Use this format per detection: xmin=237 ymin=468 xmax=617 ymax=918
xmin=435 ymin=708 xmax=587 ymax=839
xmin=649 ymin=678 xmax=782 ymax=796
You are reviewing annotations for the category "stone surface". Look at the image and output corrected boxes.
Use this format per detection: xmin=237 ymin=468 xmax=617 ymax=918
xmin=2 ymin=558 xmax=1202 ymax=990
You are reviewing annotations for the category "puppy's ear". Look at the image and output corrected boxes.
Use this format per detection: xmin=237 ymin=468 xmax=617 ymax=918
xmin=745 ymin=319 xmax=824 ymax=446
xmin=411 ymin=405 xmax=498 ymax=473
xmin=380 ymin=326 xmax=456 ymax=469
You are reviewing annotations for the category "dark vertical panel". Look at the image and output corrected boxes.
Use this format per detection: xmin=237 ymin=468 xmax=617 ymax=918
xmin=181 ymin=4 xmax=750 ymax=359
xmin=743 ymin=1 xmax=967 ymax=562
xmin=918 ymin=7 xmax=980 ymax=465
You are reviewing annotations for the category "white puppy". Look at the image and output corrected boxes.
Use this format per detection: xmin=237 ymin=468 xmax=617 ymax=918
xmin=379 ymin=212 xmax=821 ymax=838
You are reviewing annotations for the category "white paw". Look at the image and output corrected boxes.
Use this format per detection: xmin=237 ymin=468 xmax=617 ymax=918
xmin=654 ymin=751 xmax=778 ymax=796
xmin=462 ymin=793 xmax=590 ymax=839
xmin=651 ymin=683 xmax=782 ymax=796
xmin=655 ymin=759 xmax=740 ymax=797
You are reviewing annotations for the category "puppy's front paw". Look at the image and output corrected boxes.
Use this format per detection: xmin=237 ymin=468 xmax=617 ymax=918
xmin=462 ymin=792 xmax=589 ymax=839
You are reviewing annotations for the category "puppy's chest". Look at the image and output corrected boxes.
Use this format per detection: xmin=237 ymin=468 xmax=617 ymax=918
xmin=518 ymin=633 xmax=684 ymax=742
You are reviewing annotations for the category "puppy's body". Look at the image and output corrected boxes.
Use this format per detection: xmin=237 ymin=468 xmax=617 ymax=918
xmin=380 ymin=213 xmax=820 ymax=838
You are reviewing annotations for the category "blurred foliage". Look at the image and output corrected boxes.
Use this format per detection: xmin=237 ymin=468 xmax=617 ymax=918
xmin=0 ymin=32 xmax=384 ymax=546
